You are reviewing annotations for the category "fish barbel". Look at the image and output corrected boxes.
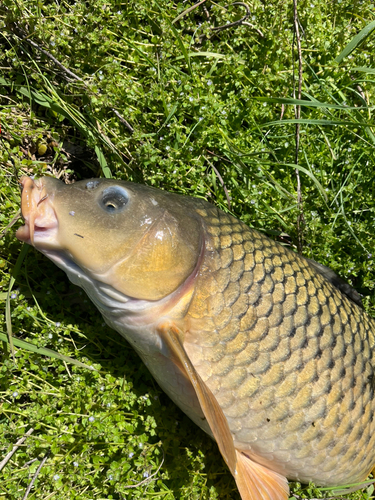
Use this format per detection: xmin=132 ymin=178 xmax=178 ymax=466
xmin=16 ymin=176 xmax=375 ymax=500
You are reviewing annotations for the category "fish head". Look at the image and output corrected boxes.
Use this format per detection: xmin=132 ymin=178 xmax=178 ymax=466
xmin=16 ymin=176 xmax=202 ymax=300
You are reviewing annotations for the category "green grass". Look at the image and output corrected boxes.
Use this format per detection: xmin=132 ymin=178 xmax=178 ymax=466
xmin=1 ymin=0 xmax=375 ymax=498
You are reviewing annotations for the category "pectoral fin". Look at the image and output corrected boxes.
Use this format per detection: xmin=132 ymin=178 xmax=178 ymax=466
xmin=158 ymin=321 xmax=290 ymax=500
xmin=235 ymin=450 xmax=289 ymax=500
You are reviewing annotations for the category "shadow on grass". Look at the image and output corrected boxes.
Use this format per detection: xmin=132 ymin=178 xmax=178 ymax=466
xmin=3 ymin=245 xmax=241 ymax=499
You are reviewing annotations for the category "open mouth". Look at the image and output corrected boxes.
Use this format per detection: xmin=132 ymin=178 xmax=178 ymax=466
xmin=16 ymin=176 xmax=59 ymax=246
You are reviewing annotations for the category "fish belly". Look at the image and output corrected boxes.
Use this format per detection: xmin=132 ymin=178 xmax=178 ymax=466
xmin=184 ymin=205 xmax=375 ymax=486
xmin=139 ymin=348 xmax=212 ymax=436
xmin=104 ymin=313 xmax=212 ymax=437
xmin=62 ymin=261 xmax=211 ymax=435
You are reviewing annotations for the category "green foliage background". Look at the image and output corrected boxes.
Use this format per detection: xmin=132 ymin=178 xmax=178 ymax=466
xmin=1 ymin=0 xmax=375 ymax=499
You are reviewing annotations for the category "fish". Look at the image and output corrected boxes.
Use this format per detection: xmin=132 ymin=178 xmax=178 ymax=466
xmin=16 ymin=175 xmax=375 ymax=500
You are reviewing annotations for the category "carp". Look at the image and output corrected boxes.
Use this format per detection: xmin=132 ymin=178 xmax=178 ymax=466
xmin=16 ymin=176 xmax=375 ymax=500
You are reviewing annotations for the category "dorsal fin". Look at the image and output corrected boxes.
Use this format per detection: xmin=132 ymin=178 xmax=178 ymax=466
xmin=306 ymin=258 xmax=363 ymax=307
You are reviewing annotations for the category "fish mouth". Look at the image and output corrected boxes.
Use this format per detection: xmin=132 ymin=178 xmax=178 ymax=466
xmin=16 ymin=176 xmax=59 ymax=247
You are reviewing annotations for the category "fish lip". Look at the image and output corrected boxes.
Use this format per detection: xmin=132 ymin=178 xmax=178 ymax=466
xmin=16 ymin=176 xmax=59 ymax=247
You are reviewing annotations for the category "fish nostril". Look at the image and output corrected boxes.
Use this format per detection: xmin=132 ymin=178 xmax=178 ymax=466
xmin=37 ymin=194 xmax=49 ymax=207
xmin=86 ymin=180 xmax=100 ymax=190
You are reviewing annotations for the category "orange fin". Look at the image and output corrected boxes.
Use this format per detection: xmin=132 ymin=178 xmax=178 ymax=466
xmin=158 ymin=321 xmax=290 ymax=500
xmin=159 ymin=321 xmax=237 ymax=474
xmin=235 ymin=450 xmax=289 ymax=500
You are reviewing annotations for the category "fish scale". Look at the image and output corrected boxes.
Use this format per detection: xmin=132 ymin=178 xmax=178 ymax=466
xmin=184 ymin=204 xmax=375 ymax=485
xmin=16 ymin=176 xmax=375 ymax=499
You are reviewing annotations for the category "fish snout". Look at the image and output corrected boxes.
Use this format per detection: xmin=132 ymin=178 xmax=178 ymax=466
xmin=16 ymin=176 xmax=58 ymax=246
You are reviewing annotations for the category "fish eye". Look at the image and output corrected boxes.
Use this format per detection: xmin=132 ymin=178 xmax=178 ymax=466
xmin=99 ymin=186 xmax=129 ymax=213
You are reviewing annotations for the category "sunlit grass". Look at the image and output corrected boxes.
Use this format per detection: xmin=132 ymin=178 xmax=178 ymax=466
xmin=1 ymin=0 xmax=375 ymax=498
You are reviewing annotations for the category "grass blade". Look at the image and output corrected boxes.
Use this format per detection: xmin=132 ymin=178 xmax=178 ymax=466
xmin=318 ymin=479 xmax=375 ymax=494
xmin=172 ymin=0 xmax=207 ymax=24
xmin=255 ymin=96 xmax=371 ymax=110
xmin=157 ymin=103 xmax=178 ymax=134
xmin=95 ymin=146 xmax=112 ymax=178
xmin=352 ymin=66 xmax=375 ymax=74
xmin=264 ymin=118 xmax=374 ymax=127
xmin=5 ymin=244 xmax=29 ymax=361
xmin=0 ymin=331 xmax=94 ymax=369
xmin=278 ymin=163 xmax=328 ymax=202
xmin=155 ymin=1 xmax=192 ymax=76
xmin=174 ymin=51 xmax=230 ymax=60
xmin=106 ymin=30 xmax=157 ymax=69
xmin=335 ymin=20 xmax=375 ymax=64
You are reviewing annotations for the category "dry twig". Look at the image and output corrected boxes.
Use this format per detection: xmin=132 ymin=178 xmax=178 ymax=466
xmin=293 ymin=0 xmax=304 ymax=253
xmin=22 ymin=450 xmax=50 ymax=500
xmin=172 ymin=0 xmax=209 ymax=24
xmin=0 ymin=210 xmax=21 ymax=240
xmin=123 ymin=452 xmax=164 ymax=489
xmin=176 ymin=1 xmax=264 ymax=40
xmin=212 ymin=2 xmax=250 ymax=32
xmin=3 ymin=6 xmax=133 ymax=134
xmin=5 ymin=16 xmax=83 ymax=82
xmin=207 ymin=160 xmax=232 ymax=210
xmin=209 ymin=2 xmax=264 ymax=39
xmin=0 ymin=428 xmax=34 ymax=472
xmin=280 ymin=103 xmax=285 ymax=120
xmin=111 ymin=108 xmax=134 ymax=134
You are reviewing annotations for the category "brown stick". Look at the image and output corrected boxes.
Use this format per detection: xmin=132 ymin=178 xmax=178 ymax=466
xmin=22 ymin=450 xmax=50 ymax=500
xmin=122 ymin=452 xmax=164 ymax=489
xmin=0 ymin=428 xmax=34 ymax=472
xmin=199 ymin=2 xmax=263 ymax=41
xmin=6 ymin=17 xmax=84 ymax=82
xmin=211 ymin=2 xmax=251 ymax=32
xmin=111 ymin=108 xmax=134 ymax=134
xmin=293 ymin=0 xmax=304 ymax=253
xmin=3 ymin=6 xmax=133 ymax=134
xmin=172 ymin=0 xmax=208 ymax=24
xmin=210 ymin=163 xmax=232 ymax=210
xmin=0 ymin=210 xmax=21 ymax=240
